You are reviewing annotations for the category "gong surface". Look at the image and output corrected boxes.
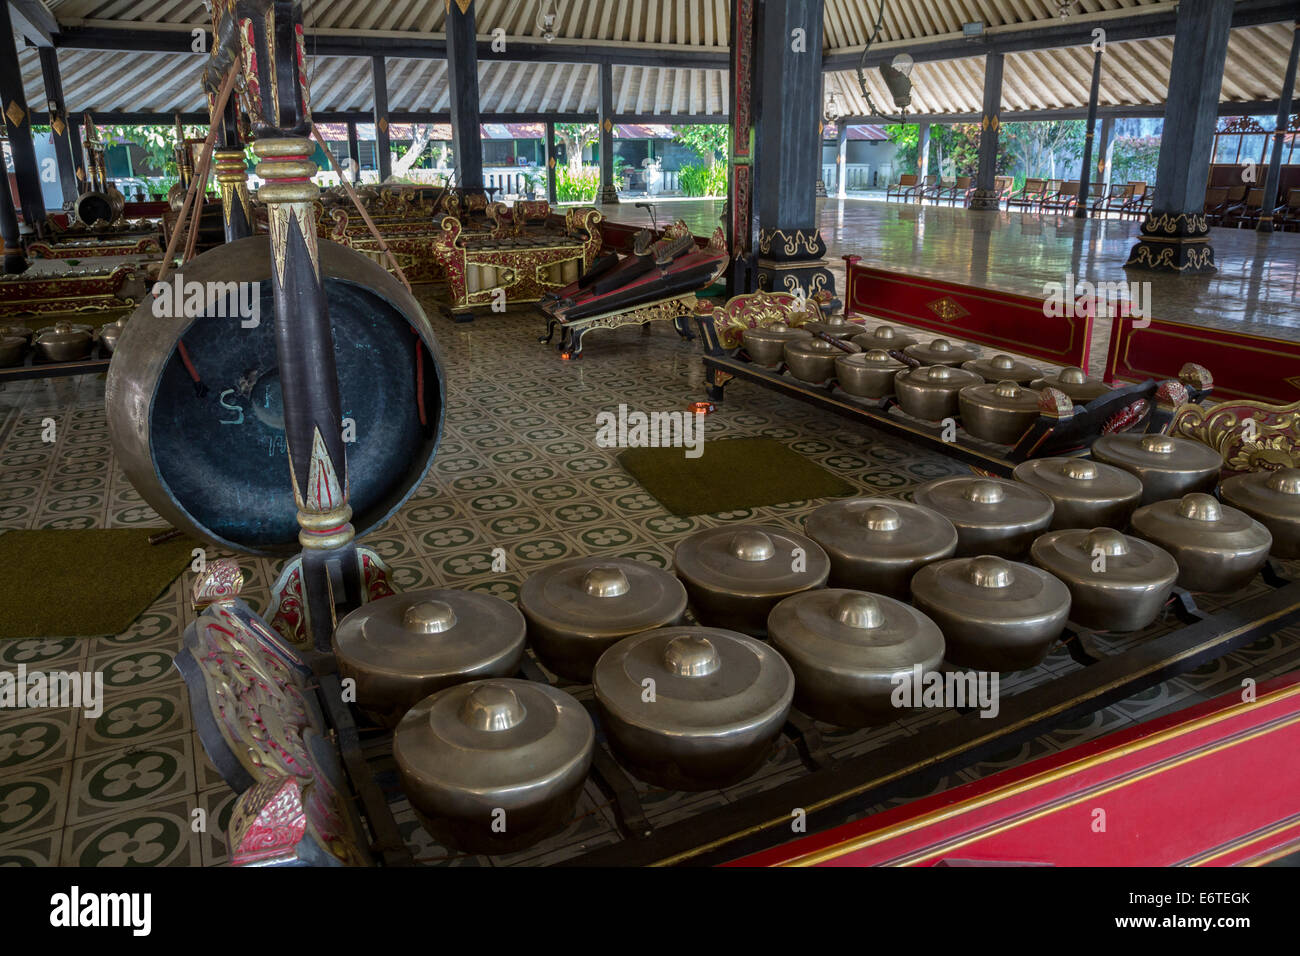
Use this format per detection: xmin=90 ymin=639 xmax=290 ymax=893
xmin=106 ymin=237 xmax=445 ymax=555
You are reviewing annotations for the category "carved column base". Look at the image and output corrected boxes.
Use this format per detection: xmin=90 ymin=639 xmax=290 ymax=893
xmin=755 ymin=226 xmax=837 ymax=303
xmin=969 ymin=188 xmax=1002 ymax=211
xmin=598 ymin=184 xmax=621 ymax=204
xmin=1126 ymin=212 xmax=1216 ymax=274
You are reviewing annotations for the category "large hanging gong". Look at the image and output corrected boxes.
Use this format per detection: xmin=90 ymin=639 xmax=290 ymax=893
xmin=106 ymin=235 xmax=444 ymax=556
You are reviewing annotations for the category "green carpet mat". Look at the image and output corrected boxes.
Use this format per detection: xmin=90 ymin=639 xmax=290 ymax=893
xmin=618 ymin=437 xmax=855 ymax=516
xmin=0 ymin=529 xmax=195 ymax=639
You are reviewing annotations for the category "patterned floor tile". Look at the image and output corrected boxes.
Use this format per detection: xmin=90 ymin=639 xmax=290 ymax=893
xmin=0 ymin=828 xmax=62 ymax=866
xmin=60 ymin=798 xmax=202 ymax=867
xmin=0 ymin=763 xmax=69 ymax=841
xmin=75 ymin=686 xmax=192 ymax=757
xmin=67 ymin=736 xmax=195 ymax=825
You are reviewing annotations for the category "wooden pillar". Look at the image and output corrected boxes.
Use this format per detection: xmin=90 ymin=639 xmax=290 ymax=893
xmin=726 ymin=0 xmax=757 ymax=296
xmin=834 ymin=122 xmax=847 ymax=198
xmin=209 ymin=3 xmax=251 ymax=245
xmin=241 ymin=2 xmax=361 ymax=650
xmin=1097 ymin=115 xmax=1115 ymax=193
xmin=753 ymin=0 xmax=833 ymax=300
xmin=969 ymin=52 xmax=1004 ymax=211
xmin=372 ymin=57 xmax=392 ymax=182
xmin=0 ymin=2 xmax=46 ymax=232
xmin=1258 ymin=22 xmax=1300 ymax=234
xmin=1075 ymin=49 xmax=1104 ymax=218
xmin=1127 ymin=0 xmax=1234 ymax=273
xmin=544 ymin=120 xmax=558 ymax=203
xmin=447 ymin=0 xmax=483 ymax=191
xmin=346 ymin=121 xmax=360 ymax=182
xmin=917 ymin=120 xmax=930 ymax=183
xmin=0 ymin=150 xmax=26 ymax=273
xmin=37 ymin=48 xmax=80 ymax=208
xmin=598 ymin=61 xmax=619 ymax=203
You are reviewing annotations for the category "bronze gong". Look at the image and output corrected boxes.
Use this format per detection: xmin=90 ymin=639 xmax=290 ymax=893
xmin=106 ymin=236 xmax=445 ymax=556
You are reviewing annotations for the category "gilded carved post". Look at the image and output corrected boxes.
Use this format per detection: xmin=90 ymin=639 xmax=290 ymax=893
xmin=234 ymin=0 xmax=361 ymax=648
xmin=209 ymin=2 xmax=252 ymax=242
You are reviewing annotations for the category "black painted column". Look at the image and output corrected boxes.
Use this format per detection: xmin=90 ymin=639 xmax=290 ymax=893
xmin=447 ymin=0 xmax=483 ymax=191
xmin=1258 ymin=22 xmax=1300 ymax=234
xmin=0 ymin=150 xmax=26 ymax=272
xmin=917 ymin=120 xmax=930 ymax=184
xmin=242 ymin=2 xmax=361 ymax=650
xmin=0 ymin=2 xmax=46 ymax=233
xmin=208 ymin=3 xmax=251 ymax=245
xmin=597 ymin=61 xmax=618 ymax=204
xmin=372 ymin=57 xmax=392 ymax=182
xmin=726 ymin=0 xmax=757 ymax=296
xmin=346 ymin=121 xmax=359 ymax=183
xmin=753 ymin=0 xmax=834 ymax=300
xmin=969 ymin=52 xmax=1004 ymax=211
xmin=1075 ymin=49 xmax=1104 ymax=218
xmin=1127 ymin=0 xmax=1234 ymax=273
xmin=544 ymin=120 xmax=558 ymax=203
xmin=38 ymin=49 xmax=79 ymax=208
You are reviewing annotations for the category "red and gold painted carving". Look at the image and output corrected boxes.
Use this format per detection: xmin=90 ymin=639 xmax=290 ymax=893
xmin=1172 ymin=398 xmax=1300 ymax=475
xmin=0 ymin=264 xmax=137 ymax=318
xmin=845 ymin=262 xmax=1093 ymax=370
xmin=434 ymin=208 xmax=603 ymax=310
xmin=1106 ymin=313 xmax=1300 ymax=404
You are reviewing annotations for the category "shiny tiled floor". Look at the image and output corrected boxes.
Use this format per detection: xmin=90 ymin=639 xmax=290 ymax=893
xmin=2 ymin=204 xmax=1299 ymax=866
xmin=599 ymin=197 xmax=1300 ymax=345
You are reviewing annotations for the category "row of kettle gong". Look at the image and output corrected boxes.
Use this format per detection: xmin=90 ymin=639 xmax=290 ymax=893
xmin=0 ymin=317 xmax=128 ymax=366
xmin=743 ymin=321 xmax=1116 ymax=441
xmin=327 ymin=455 xmax=1296 ymax=854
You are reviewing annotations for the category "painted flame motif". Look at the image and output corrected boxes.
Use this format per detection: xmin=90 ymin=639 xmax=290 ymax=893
xmin=305 ymin=427 xmax=342 ymax=511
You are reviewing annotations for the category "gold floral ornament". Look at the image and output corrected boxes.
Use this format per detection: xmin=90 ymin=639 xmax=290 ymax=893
xmin=707 ymin=290 xmax=818 ymax=350
xmin=1171 ymin=399 xmax=1300 ymax=476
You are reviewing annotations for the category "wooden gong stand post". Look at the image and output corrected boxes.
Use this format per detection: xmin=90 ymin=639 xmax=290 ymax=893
xmin=239 ymin=0 xmax=362 ymax=650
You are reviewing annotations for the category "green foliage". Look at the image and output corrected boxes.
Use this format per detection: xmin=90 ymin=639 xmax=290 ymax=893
xmin=678 ymin=162 xmax=728 ymax=197
xmin=556 ymin=164 xmax=599 ymax=202
xmin=612 ymin=155 xmax=629 ymax=189
xmin=884 ymin=124 xmax=919 ymax=171
xmin=101 ymin=124 xmax=204 ymax=177
xmin=1001 ymin=121 xmax=1086 ymax=180
xmin=671 ymin=124 xmax=729 ymax=163
xmin=1110 ymin=135 xmax=1161 ymax=186
xmin=555 ymin=122 xmax=599 ymax=170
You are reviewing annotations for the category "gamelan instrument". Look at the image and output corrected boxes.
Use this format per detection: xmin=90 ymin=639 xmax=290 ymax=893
xmin=804 ymin=497 xmax=957 ymax=598
xmin=910 ymin=554 xmax=1072 ymax=671
xmin=743 ymin=321 xmax=811 ymax=367
xmin=1030 ymin=528 xmax=1179 ymax=632
xmin=958 ymin=380 xmax=1043 ymax=445
xmin=903 ymin=337 xmax=981 ymax=367
xmin=768 ymin=589 xmax=945 ymax=728
xmin=912 ymin=477 xmax=1055 ymax=559
xmin=894 ymin=364 xmax=983 ymax=421
xmin=592 ymin=626 xmax=794 ymax=790
xmin=394 ymin=679 xmax=594 ymax=854
xmin=106 ymin=236 xmax=445 ymax=556
xmin=963 ymin=353 xmax=1042 ymax=385
xmin=1130 ymin=494 xmax=1272 ymax=593
xmin=1012 ymin=457 xmax=1144 ymax=530
xmin=333 ymin=590 xmax=526 ymax=727
xmin=1219 ymin=467 xmax=1300 ymax=558
xmin=852 ymin=324 xmax=918 ymax=351
xmin=518 ymin=556 xmax=687 ymax=682
xmin=1030 ymin=366 xmax=1112 ymax=403
xmin=673 ymin=525 xmax=831 ymax=637
xmin=1091 ymin=433 xmax=1223 ymax=505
